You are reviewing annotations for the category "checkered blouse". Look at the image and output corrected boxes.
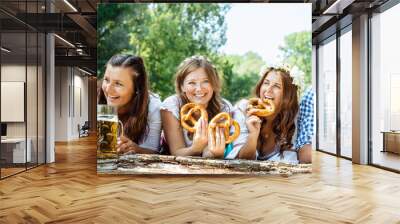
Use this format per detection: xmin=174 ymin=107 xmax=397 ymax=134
xmin=294 ymin=88 xmax=315 ymax=150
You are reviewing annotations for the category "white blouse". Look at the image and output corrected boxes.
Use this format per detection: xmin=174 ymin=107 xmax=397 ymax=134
xmin=137 ymin=93 xmax=162 ymax=152
xmin=234 ymin=99 xmax=299 ymax=164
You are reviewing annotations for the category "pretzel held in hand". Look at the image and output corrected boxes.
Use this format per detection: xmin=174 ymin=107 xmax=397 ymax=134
xmin=208 ymin=112 xmax=240 ymax=144
xmin=247 ymin=98 xmax=275 ymax=117
xmin=180 ymin=103 xmax=208 ymax=133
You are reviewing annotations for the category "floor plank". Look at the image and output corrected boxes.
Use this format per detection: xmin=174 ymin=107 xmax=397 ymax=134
xmin=372 ymin=150 xmax=400 ymax=171
xmin=0 ymin=135 xmax=400 ymax=223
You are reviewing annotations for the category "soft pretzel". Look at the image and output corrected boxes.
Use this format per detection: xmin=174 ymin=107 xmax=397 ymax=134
xmin=180 ymin=103 xmax=208 ymax=133
xmin=247 ymin=98 xmax=275 ymax=117
xmin=208 ymin=112 xmax=240 ymax=144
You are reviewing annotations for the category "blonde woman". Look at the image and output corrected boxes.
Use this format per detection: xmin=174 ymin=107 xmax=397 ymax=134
xmin=161 ymin=56 xmax=243 ymax=159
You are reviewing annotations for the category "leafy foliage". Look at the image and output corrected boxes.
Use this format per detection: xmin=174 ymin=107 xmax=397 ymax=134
xmin=98 ymin=3 xmax=230 ymax=100
xmin=279 ymin=31 xmax=312 ymax=92
xmin=98 ymin=4 xmax=311 ymax=103
xmin=221 ymin=52 xmax=265 ymax=104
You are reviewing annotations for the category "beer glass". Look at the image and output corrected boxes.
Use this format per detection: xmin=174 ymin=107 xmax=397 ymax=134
xmin=97 ymin=105 xmax=124 ymax=157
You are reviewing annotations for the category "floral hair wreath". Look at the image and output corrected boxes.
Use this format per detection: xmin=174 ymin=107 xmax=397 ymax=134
xmin=259 ymin=64 xmax=304 ymax=88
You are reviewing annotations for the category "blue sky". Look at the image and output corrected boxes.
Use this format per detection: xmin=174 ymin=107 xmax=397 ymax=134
xmin=220 ymin=3 xmax=312 ymax=65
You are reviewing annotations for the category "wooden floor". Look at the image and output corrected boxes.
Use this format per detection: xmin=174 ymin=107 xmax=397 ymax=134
xmin=1 ymin=163 xmax=45 ymax=178
xmin=1 ymin=136 xmax=400 ymax=223
xmin=1 ymin=167 xmax=26 ymax=178
xmin=372 ymin=150 xmax=400 ymax=171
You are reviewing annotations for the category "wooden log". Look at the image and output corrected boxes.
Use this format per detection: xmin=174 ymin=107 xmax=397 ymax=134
xmin=97 ymin=154 xmax=311 ymax=176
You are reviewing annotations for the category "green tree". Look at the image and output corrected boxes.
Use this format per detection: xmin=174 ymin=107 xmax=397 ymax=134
xmin=279 ymin=31 xmax=312 ymax=92
xmin=221 ymin=52 xmax=265 ymax=104
xmin=97 ymin=4 xmax=150 ymax=77
xmin=97 ymin=3 xmax=230 ymax=100
xmin=225 ymin=51 xmax=265 ymax=76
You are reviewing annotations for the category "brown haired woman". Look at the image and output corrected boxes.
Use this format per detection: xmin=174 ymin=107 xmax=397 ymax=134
xmin=161 ymin=55 xmax=241 ymax=159
xmin=98 ymin=54 xmax=161 ymax=154
xmin=236 ymin=67 xmax=301 ymax=163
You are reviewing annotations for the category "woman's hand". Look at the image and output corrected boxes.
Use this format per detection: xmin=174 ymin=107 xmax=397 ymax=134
xmin=206 ymin=126 xmax=226 ymax=158
xmin=117 ymin=135 xmax=139 ymax=154
xmin=191 ymin=118 xmax=208 ymax=154
xmin=245 ymin=115 xmax=262 ymax=135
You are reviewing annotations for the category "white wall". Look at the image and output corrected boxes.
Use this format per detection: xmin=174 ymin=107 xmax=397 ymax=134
xmin=1 ymin=64 xmax=46 ymax=164
xmin=55 ymin=66 xmax=68 ymax=141
xmin=54 ymin=66 xmax=89 ymax=141
xmin=72 ymin=71 xmax=89 ymax=138
xmin=1 ymin=65 xmax=31 ymax=137
xmin=1 ymin=65 xmax=26 ymax=142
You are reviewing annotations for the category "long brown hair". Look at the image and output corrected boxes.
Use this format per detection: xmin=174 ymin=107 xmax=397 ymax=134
xmin=97 ymin=54 xmax=149 ymax=143
xmin=253 ymin=67 xmax=299 ymax=152
xmin=175 ymin=55 xmax=228 ymax=119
